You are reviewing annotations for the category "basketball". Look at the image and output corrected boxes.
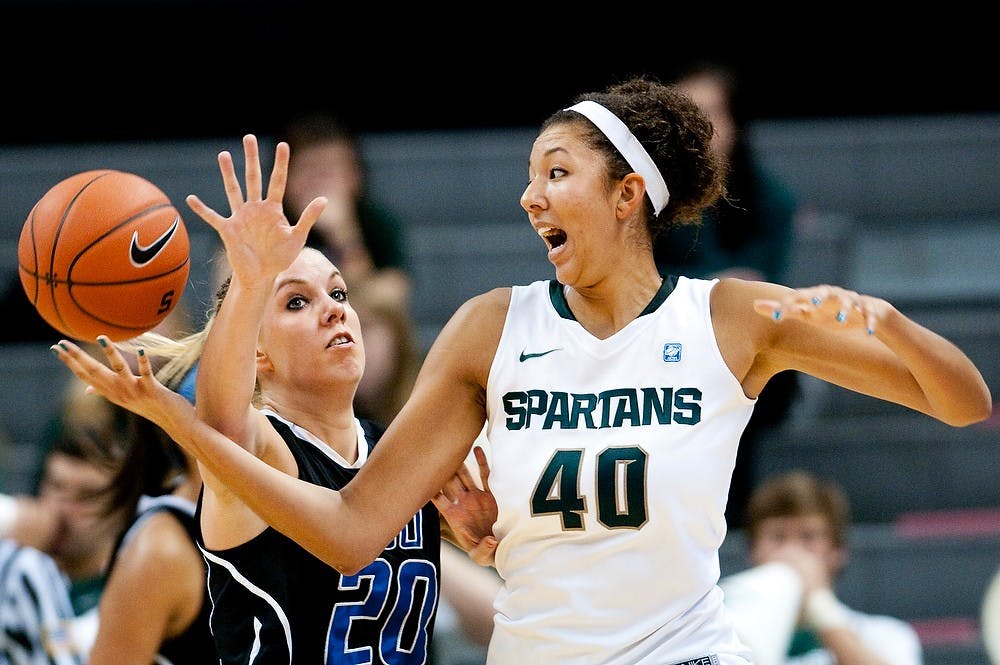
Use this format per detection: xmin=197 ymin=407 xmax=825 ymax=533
xmin=17 ymin=169 xmax=190 ymax=343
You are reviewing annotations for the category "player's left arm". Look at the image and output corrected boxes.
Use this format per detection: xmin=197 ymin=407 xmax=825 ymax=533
xmin=715 ymin=279 xmax=991 ymax=427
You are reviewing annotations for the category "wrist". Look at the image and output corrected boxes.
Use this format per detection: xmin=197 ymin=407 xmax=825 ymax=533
xmin=804 ymin=588 xmax=850 ymax=631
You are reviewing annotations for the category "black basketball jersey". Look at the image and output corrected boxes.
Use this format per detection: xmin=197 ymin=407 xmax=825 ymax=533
xmin=108 ymin=494 xmax=218 ymax=665
xmin=196 ymin=413 xmax=442 ymax=664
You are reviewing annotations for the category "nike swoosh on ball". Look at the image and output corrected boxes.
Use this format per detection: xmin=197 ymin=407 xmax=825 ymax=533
xmin=130 ymin=217 xmax=180 ymax=266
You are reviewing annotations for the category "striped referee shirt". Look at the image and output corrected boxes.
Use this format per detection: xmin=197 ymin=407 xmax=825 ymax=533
xmin=0 ymin=540 xmax=85 ymax=665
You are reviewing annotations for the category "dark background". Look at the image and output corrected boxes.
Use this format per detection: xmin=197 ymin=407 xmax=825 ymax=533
xmin=2 ymin=2 xmax=997 ymax=145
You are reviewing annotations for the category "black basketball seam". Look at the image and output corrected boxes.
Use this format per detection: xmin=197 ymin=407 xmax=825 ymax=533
xmin=66 ymin=259 xmax=191 ymax=336
xmin=63 ymin=259 xmax=191 ymax=287
xmin=24 ymin=206 xmax=40 ymax=305
xmin=47 ymin=170 xmax=114 ymax=337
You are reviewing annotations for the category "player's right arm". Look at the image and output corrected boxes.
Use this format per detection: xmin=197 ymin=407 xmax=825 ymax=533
xmin=52 ymin=286 xmax=503 ymax=573
xmin=185 ymin=135 xmax=321 ymax=448
xmin=183 ymin=134 xmax=324 ymax=545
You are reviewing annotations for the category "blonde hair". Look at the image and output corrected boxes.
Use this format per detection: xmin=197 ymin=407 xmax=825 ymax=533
xmin=119 ymin=276 xmax=231 ymax=391
xmin=132 ymin=326 xmax=210 ymax=390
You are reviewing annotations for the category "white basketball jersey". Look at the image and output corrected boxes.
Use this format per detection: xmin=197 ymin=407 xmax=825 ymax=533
xmin=484 ymin=277 xmax=755 ymax=664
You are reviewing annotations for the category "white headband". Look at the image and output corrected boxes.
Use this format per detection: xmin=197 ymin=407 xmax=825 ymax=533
xmin=565 ymin=100 xmax=670 ymax=215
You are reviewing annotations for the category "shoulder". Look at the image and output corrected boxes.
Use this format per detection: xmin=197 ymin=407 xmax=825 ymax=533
xmin=710 ymin=277 xmax=791 ymax=324
xmin=442 ymin=287 xmax=512 ymax=340
xmin=707 ymin=278 xmax=795 ymax=383
xmin=107 ymin=510 xmax=203 ymax=613
xmin=423 ymin=287 xmax=512 ymax=387
xmin=116 ymin=510 xmax=201 ymax=574
xmin=460 ymin=286 xmax=514 ymax=313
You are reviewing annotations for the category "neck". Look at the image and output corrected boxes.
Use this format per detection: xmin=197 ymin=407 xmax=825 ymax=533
xmin=566 ymin=261 xmax=663 ymax=339
xmin=260 ymin=403 xmax=361 ymax=464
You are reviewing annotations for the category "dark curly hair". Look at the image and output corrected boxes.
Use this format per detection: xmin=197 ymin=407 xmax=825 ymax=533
xmin=542 ymin=75 xmax=726 ymax=242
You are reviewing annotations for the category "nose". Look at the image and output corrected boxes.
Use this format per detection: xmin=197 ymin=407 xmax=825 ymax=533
xmin=520 ymin=177 xmax=544 ymax=213
xmin=321 ymin=293 xmax=348 ymax=324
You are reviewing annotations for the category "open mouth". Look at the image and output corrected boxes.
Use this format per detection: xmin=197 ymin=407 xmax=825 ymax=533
xmin=539 ymin=227 xmax=567 ymax=250
xmin=328 ymin=333 xmax=353 ymax=348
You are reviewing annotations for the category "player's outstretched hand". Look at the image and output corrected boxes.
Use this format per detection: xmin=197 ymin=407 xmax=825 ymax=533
xmin=185 ymin=133 xmax=327 ymax=286
xmin=434 ymin=446 xmax=500 ymax=566
xmin=50 ymin=336 xmax=195 ymax=439
xmin=753 ymin=284 xmax=892 ymax=336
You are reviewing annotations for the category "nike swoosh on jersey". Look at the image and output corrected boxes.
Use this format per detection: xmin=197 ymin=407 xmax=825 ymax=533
xmin=519 ymin=348 xmax=562 ymax=362
xmin=130 ymin=217 xmax=180 ymax=266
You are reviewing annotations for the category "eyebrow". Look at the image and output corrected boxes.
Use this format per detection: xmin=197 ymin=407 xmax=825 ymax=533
xmin=275 ymin=277 xmax=307 ymax=291
xmin=528 ymin=146 xmax=569 ymax=170
xmin=275 ymin=270 xmax=342 ymax=291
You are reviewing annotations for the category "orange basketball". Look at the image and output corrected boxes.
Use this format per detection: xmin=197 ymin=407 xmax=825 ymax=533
xmin=18 ymin=169 xmax=190 ymax=343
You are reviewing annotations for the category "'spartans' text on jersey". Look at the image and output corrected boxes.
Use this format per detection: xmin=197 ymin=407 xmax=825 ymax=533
xmin=502 ymin=387 xmax=702 ymax=430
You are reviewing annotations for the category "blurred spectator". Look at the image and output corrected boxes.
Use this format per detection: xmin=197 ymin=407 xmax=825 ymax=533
xmin=349 ymin=279 xmax=422 ymax=428
xmin=720 ymin=470 xmax=923 ymax=665
xmin=657 ymin=62 xmax=802 ymax=528
xmin=283 ymin=111 xmax=421 ymax=427
xmin=656 ymin=62 xmax=797 ymax=282
xmin=34 ymin=420 xmax=130 ymax=646
xmin=0 ymin=385 xmax=133 ymax=663
xmin=282 ymin=110 xmax=413 ymax=310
